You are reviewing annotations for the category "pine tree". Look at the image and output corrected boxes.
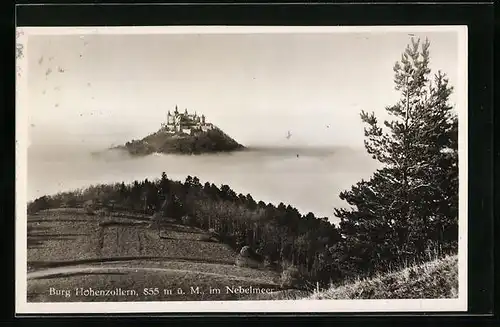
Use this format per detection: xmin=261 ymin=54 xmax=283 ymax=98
xmin=334 ymin=38 xmax=458 ymax=273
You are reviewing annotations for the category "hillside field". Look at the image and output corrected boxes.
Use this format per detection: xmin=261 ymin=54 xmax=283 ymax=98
xmin=27 ymin=208 xmax=280 ymax=302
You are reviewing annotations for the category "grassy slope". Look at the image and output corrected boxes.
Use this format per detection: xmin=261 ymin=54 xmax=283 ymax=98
xmin=252 ymin=255 xmax=459 ymax=301
xmin=308 ymin=255 xmax=458 ymax=300
xmin=28 ymin=209 xmax=233 ymax=265
xmin=27 ymin=209 xmax=279 ymax=302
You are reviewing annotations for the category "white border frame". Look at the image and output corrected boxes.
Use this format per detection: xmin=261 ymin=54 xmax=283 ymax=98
xmin=15 ymin=25 xmax=468 ymax=314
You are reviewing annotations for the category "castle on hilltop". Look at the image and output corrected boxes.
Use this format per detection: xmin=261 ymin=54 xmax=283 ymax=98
xmin=161 ymin=105 xmax=214 ymax=135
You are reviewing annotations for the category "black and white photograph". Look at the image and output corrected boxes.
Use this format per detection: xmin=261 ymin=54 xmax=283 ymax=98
xmin=15 ymin=26 xmax=467 ymax=313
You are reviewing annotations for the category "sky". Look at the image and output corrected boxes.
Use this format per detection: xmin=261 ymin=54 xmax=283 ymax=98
xmin=25 ymin=28 xmax=461 ymax=150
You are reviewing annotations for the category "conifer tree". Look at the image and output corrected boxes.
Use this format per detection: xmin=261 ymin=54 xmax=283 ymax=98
xmin=334 ymin=38 xmax=458 ymax=273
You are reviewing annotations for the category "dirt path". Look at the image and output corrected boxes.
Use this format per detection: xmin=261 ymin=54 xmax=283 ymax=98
xmin=28 ymin=255 xmax=235 ymax=271
xmin=28 ymin=265 xmax=277 ymax=285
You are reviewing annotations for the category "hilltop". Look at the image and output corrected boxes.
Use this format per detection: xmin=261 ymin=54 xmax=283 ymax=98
xmin=114 ymin=106 xmax=245 ymax=156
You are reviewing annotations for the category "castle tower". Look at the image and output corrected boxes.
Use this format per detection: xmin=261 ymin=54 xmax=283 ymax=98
xmin=201 ymin=114 xmax=206 ymax=124
xmin=174 ymin=105 xmax=178 ymax=114
xmin=185 ymin=108 xmax=188 ymax=115
xmin=166 ymin=110 xmax=172 ymax=126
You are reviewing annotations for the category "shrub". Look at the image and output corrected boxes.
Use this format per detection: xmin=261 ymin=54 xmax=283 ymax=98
xmin=240 ymin=245 xmax=252 ymax=257
xmin=181 ymin=215 xmax=193 ymax=226
xmin=208 ymin=228 xmax=220 ymax=241
xmin=83 ymin=200 xmax=95 ymax=215
xmin=65 ymin=197 xmax=78 ymax=208
xmin=235 ymin=254 xmax=261 ymax=269
xmin=264 ymin=257 xmax=278 ymax=270
xmin=239 ymin=245 xmax=264 ymax=263
xmin=199 ymin=233 xmax=214 ymax=242
xmin=27 ymin=196 xmax=51 ymax=214
xmin=280 ymin=266 xmax=306 ymax=289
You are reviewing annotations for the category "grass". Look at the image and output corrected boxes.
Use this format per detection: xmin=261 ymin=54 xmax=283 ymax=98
xmin=308 ymin=255 xmax=458 ymax=300
xmin=254 ymin=255 xmax=459 ymax=301
xmin=26 ymin=208 xmax=280 ymax=302
xmin=250 ymin=289 xmax=312 ymax=301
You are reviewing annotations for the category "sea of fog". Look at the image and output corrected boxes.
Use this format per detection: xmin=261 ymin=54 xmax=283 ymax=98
xmin=27 ymin=143 xmax=380 ymax=223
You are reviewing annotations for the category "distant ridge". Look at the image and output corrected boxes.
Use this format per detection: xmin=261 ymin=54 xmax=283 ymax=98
xmin=243 ymin=145 xmax=363 ymax=157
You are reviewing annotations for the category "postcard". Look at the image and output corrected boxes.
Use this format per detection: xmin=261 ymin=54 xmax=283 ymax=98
xmin=15 ymin=25 xmax=468 ymax=314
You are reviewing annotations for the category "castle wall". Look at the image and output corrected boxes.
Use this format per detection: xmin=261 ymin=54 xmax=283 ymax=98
xmin=165 ymin=109 xmax=212 ymax=134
